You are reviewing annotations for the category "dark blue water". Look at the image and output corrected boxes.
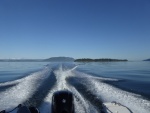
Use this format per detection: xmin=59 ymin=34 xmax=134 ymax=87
xmin=76 ymin=61 xmax=150 ymax=100
xmin=0 ymin=61 xmax=150 ymax=113
xmin=0 ymin=62 xmax=48 ymax=83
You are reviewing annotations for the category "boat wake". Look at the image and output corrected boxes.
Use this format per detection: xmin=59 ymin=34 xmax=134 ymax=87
xmin=0 ymin=63 xmax=150 ymax=113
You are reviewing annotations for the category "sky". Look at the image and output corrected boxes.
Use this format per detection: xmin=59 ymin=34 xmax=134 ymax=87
xmin=0 ymin=0 xmax=150 ymax=60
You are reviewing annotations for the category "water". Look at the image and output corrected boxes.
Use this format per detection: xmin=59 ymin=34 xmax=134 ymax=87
xmin=0 ymin=61 xmax=150 ymax=113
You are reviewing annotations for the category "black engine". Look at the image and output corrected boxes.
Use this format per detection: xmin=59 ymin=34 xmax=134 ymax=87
xmin=51 ymin=90 xmax=74 ymax=113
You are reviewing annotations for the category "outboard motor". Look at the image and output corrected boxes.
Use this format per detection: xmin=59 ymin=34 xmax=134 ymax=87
xmin=52 ymin=90 xmax=74 ymax=113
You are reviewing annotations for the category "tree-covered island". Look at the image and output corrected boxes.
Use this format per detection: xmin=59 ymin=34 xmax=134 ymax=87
xmin=74 ymin=58 xmax=128 ymax=62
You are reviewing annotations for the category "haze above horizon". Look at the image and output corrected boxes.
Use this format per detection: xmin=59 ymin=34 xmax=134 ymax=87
xmin=0 ymin=0 xmax=150 ymax=60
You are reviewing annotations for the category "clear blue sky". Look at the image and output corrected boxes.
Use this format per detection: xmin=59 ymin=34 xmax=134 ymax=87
xmin=0 ymin=0 xmax=150 ymax=60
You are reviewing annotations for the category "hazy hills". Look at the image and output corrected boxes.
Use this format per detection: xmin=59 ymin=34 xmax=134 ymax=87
xmin=0 ymin=57 xmax=129 ymax=62
xmin=0 ymin=57 xmax=74 ymax=62
xmin=44 ymin=57 xmax=74 ymax=62
xmin=0 ymin=57 xmax=137 ymax=62
xmin=0 ymin=57 xmax=150 ymax=62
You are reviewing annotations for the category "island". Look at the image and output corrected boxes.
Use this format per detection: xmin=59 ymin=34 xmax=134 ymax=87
xmin=74 ymin=58 xmax=128 ymax=62
xmin=0 ymin=57 xmax=128 ymax=62
xmin=44 ymin=57 xmax=74 ymax=62
xmin=143 ymin=59 xmax=150 ymax=61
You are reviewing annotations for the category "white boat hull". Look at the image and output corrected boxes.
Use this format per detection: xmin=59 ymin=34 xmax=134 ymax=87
xmin=102 ymin=102 xmax=132 ymax=113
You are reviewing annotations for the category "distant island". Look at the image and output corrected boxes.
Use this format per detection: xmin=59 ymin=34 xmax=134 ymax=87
xmin=44 ymin=57 xmax=74 ymax=62
xmin=0 ymin=57 xmax=128 ymax=62
xmin=0 ymin=59 xmax=43 ymax=62
xmin=143 ymin=59 xmax=150 ymax=61
xmin=74 ymin=58 xmax=128 ymax=62
xmin=0 ymin=57 xmax=74 ymax=62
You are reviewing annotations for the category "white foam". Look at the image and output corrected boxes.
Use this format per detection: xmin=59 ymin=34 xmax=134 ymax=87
xmin=73 ymin=70 xmax=119 ymax=81
xmin=40 ymin=65 xmax=99 ymax=113
xmin=0 ymin=67 xmax=51 ymax=111
xmin=0 ymin=78 xmax=20 ymax=87
xmin=74 ymin=71 xmax=150 ymax=113
xmin=2 ymin=64 xmax=150 ymax=113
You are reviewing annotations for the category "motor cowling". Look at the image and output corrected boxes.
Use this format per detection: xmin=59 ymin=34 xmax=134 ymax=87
xmin=52 ymin=90 xmax=74 ymax=113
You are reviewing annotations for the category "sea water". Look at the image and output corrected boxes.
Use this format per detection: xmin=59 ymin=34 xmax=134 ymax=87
xmin=0 ymin=61 xmax=150 ymax=113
